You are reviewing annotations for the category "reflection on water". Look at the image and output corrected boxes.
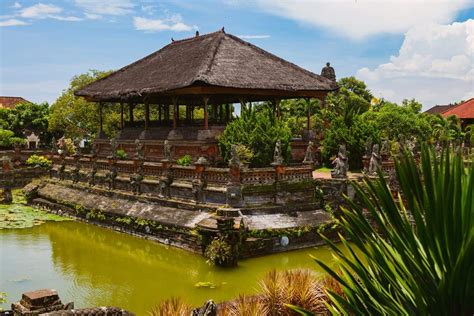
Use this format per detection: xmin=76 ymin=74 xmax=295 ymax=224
xmin=1 ymin=221 xmax=338 ymax=315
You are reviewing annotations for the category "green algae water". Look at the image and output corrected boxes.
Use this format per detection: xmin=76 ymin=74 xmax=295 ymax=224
xmin=1 ymin=203 xmax=340 ymax=315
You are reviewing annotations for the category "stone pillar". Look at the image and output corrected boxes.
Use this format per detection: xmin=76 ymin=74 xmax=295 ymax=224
xmin=192 ymin=157 xmax=208 ymax=203
xmin=13 ymin=143 xmax=21 ymax=167
xmin=226 ymin=146 xmax=243 ymax=208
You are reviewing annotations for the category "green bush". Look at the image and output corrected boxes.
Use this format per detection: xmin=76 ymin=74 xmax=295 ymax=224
xmin=219 ymin=107 xmax=292 ymax=167
xmin=0 ymin=129 xmax=26 ymax=148
xmin=234 ymin=144 xmax=254 ymax=165
xmin=116 ymin=149 xmax=127 ymax=160
xmin=176 ymin=155 xmax=192 ymax=166
xmin=309 ymin=145 xmax=474 ymax=315
xmin=26 ymin=155 xmax=52 ymax=168
xmin=204 ymin=237 xmax=234 ymax=266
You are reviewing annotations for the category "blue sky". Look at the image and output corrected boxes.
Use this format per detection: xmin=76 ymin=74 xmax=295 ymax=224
xmin=1 ymin=0 xmax=473 ymax=110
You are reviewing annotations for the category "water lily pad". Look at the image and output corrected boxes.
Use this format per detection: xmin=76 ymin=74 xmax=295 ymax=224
xmin=0 ymin=190 xmax=69 ymax=230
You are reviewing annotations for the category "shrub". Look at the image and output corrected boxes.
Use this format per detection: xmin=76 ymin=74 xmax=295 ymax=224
xmin=116 ymin=149 xmax=127 ymax=160
xmin=0 ymin=129 xmax=26 ymax=148
xmin=176 ymin=154 xmax=192 ymax=166
xmin=234 ymin=144 xmax=254 ymax=165
xmin=149 ymin=297 xmax=192 ymax=316
xmin=204 ymin=237 xmax=233 ymax=266
xmin=26 ymin=155 xmax=52 ymax=168
xmin=311 ymin=145 xmax=474 ymax=315
xmin=218 ymin=107 xmax=292 ymax=167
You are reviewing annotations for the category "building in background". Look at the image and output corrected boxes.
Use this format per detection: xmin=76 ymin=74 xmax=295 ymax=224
xmin=0 ymin=96 xmax=30 ymax=109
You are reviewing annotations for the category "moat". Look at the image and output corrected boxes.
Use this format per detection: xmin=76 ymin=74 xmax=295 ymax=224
xmin=1 ymin=213 xmax=339 ymax=315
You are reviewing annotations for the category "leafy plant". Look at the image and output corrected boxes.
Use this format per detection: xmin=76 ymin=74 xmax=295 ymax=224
xmin=204 ymin=237 xmax=233 ymax=266
xmin=26 ymin=155 xmax=52 ymax=168
xmin=310 ymin=145 xmax=474 ymax=315
xmin=0 ymin=129 xmax=26 ymax=148
xmin=86 ymin=209 xmax=106 ymax=221
xmin=234 ymin=144 xmax=254 ymax=165
xmin=116 ymin=149 xmax=127 ymax=160
xmin=176 ymin=154 xmax=192 ymax=166
xmin=219 ymin=107 xmax=292 ymax=167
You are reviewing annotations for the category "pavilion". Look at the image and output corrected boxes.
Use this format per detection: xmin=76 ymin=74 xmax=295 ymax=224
xmin=75 ymin=29 xmax=338 ymax=162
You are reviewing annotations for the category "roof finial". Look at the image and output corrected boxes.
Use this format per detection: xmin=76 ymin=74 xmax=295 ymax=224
xmin=221 ymin=26 xmax=225 ymax=33
xmin=171 ymin=37 xmax=174 ymax=42
xmin=195 ymin=31 xmax=200 ymax=37
xmin=321 ymin=62 xmax=336 ymax=82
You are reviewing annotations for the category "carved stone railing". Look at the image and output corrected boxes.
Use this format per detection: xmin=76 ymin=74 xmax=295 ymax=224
xmin=241 ymin=168 xmax=275 ymax=185
xmin=280 ymin=166 xmax=313 ymax=182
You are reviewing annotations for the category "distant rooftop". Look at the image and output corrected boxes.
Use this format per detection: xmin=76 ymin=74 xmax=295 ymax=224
xmin=424 ymin=104 xmax=457 ymax=115
xmin=0 ymin=96 xmax=29 ymax=109
xmin=442 ymin=98 xmax=474 ymax=119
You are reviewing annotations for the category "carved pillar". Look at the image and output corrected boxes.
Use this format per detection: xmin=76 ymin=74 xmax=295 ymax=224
xmin=203 ymin=97 xmax=209 ymax=130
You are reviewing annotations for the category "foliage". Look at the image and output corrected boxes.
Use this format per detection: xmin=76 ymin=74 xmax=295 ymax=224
xmin=234 ymin=144 xmax=254 ymax=165
xmin=26 ymin=155 xmax=52 ymax=168
xmin=59 ymin=138 xmax=76 ymax=155
xmin=148 ymin=297 xmax=192 ymax=316
xmin=176 ymin=155 xmax=192 ymax=166
xmin=49 ymin=70 xmax=117 ymax=140
xmin=0 ymin=101 xmax=51 ymax=143
xmin=313 ymin=145 xmax=474 ymax=315
xmin=204 ymin=237 xmax=233 ymax=266
xmin=0 ymin=129 xmax=26 ymax=148
xmin=219 ymin=107 xmax=292 ymax=167
xmin=86 ymin=209 xmax=106 ymax=221
xmin=116 ymin=149 xmax=127 ymax=160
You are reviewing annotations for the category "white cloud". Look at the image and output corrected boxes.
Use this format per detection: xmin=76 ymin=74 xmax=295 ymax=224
xmin=84 ymin=13 xmax=102 ymax=20
xmin=357 ymin=20 xmax=474 ymax=109
xmin=50 ymin=15 xmax=83 ymax=21
xmin=0 ymin=18 xmax=29 ymax=27
xmin=238 ymin=34 xmax=271 ymax=39
xmin=249 ymin=0 xmax=472 ymax=40
xmin=133 ymin=15 xmax=194 ymax=32
xmin=75 ymin=0 xmax=134 ymax=16
xmin=20 ymin=3 xmax=62 ymax=19
xmin=12 ymin=2 xmax=22 ymax=9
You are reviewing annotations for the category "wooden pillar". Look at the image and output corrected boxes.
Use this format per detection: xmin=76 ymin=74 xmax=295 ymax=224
xmin=212 ymin=104 xmax=218 ymax=124
xmin=98 ymin=102 xmax=104 ymax=134
xmin=186 ymin=105 xmax=191 ymax=122
xmin=129 ymin=103 xmax=134 ymax=124
xmin=172 ymin=98 xmax=178 ymax=129
xmin=225 ymin=104 xmax=231 ymax=122
xmin=158 ymin=104 xmax=162 ymax=124
xmin=144 ymin=101 xmax=150 ymax=130
xmin=120 ymin=102 xmax=124 ymax=129
xmin=274 ymin=98 xmax=281 ymax=118
xmin=203 ymin=97 xmax=209 ymax=130
xmin=239 ymin=98 xmax=247 ymax=117
xmin=306 ymin=98 xmax=311 ymax=130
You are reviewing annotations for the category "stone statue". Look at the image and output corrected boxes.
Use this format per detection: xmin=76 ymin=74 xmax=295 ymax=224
xmin=368 ymin=144 xmax=381 ymax=176
xmin=106 ymin=167 xmax=117 ymax=190
xmin=163 ymin=140 xmax=172 ymax=161
xmin=228 ymin=144 xmax=241 ymax=167
xmin=135 ymin=138 xmax=144 ymax=160
xmin=110 ymin=138 xmax=117 ymax=159
xmin=331 ymin=144 xmax=348 ymax=178
xmin=321 ymin=62 xmax=336 ymax=81
xmin=130 ymin=167 xmax=144 ymax=195
xmin=303 ymin=141 xmax=314 ymax=164
xmin=51 ymin=137 xmax=57 ymax=154
xmin=272 ymin=139 xmax=284 ymax=165
xmin=381 ymin=139 xmax=390 ymax=157
xmin=364 ymin=137 xmax=373 ymax=157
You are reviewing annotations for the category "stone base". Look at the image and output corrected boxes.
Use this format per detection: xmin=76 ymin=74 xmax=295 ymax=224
xmin=196 ymin=129 xmax=214 ymax=141
xmin=167 ymin=129 xmax=183 ymax=140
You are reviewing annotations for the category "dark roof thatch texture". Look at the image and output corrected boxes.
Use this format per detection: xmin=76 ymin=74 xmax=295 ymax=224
xmin=75 ymin=30 xmax=337 ymax=104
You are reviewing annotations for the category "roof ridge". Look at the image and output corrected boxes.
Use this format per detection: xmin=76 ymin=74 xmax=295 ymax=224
xmin=194 ymin=32 xmax=226 ymax=82
xmin=224 ymin=33 xmax=335 ymax=88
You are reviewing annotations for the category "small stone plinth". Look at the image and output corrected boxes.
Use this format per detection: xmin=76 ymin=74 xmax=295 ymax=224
xmin=12 ymin=289 xmax=70 ymax=315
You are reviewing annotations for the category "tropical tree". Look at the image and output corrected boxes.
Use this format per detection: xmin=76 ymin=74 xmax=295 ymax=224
xmin=49 ymin=70 xmax=117 ymax=140
xmin=308 ymin=146 xmax=474 ymax=315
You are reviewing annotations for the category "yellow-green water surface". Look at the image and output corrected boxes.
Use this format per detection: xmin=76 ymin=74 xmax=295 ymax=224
xmin=1 ymin=208 xmax=339 ymax=315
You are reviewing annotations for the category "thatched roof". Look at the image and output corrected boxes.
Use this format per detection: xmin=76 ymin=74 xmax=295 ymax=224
xmin=0 ymin=96 xmax=29 ymax=109
xmin=75 ymin=29 xmax=338 ymax=105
